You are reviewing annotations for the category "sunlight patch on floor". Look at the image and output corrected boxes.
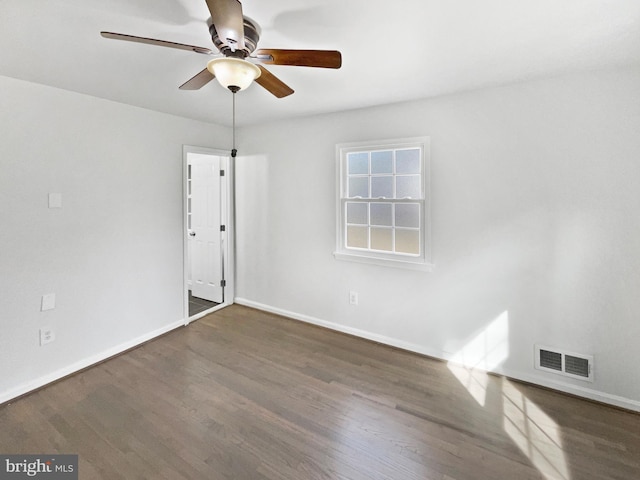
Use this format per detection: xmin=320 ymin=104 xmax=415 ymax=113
xmin=446 ymin=311 xmax=570 ymax=479
xmin=447 ymin=311 xmax=509 ymax=406
xmin=502 ymin=379 xmax=570 ymax=480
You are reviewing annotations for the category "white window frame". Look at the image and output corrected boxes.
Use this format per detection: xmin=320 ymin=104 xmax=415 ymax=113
xmin=334 ymin=136 xmax=433 ymax=271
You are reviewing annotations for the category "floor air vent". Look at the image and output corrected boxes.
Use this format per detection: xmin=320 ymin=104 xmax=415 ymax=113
xmin=535 ymin=345 xmax=594 ymax=382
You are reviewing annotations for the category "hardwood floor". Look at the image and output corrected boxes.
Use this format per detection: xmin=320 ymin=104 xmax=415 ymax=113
xmin=1 ymin=305 xmax=639 ymax=479
xmin=189 ymin=290 xmax=218 ymax=317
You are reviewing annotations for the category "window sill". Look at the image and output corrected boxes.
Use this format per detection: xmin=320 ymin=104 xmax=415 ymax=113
xmin=333 ymin=251 xmax=434 ymax=271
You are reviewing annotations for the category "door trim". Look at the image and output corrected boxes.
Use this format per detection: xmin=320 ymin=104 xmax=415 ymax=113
xmin=183 ymin=145 xmax=235 ymax=324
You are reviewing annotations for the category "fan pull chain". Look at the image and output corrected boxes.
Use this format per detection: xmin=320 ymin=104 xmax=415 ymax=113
xmin=231 ymin=91 xmax=237 ymax=158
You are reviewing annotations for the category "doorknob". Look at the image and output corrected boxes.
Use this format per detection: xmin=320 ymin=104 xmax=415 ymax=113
xmin=188 ymin=231 xmax=196 ymax=237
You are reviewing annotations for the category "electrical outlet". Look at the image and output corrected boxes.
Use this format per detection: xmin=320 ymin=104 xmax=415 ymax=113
xmin=40 ymin=327 xmax=55 ymax=346
xmin=349 ymin=291 xmax=359 ymax=305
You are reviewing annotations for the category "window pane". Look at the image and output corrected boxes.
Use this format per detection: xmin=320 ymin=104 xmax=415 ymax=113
xmin=339 ymin=138 xmax=428 ymax=266
xmin=371 ymin=228 xmax=392 ymax=251
xmin=395 ymin=229 xmax=420 ymax=255
xmin=396 ymin=149 xmax=421 ymax=174
xmin=396 ymin=175 xmax=421 ymax=199
xmin=371 ymin=176 xmax=393 ymax=198
xmin=348 ymin=177 xmax=369 ymax=198
xmin=348 ymin=152 xmax=369 ymax=174
xmin=395 ymin=203 xmax=420 ymax=228
xmin=346 ymin=226 xmax=368 ymax=249
xmin=370 ymin=203 xmax=392 ymax=226
xmin=371 ymin=151 xmax=393 ymax=174
xmin=346 ymin=202 xmax=367 ymax=224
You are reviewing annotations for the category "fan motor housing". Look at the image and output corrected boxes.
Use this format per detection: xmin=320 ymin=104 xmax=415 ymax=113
xmin=209 ymin=17 xmax=260 ymax=58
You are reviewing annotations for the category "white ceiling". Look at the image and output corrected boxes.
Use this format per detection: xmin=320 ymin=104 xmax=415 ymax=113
xmin=1 ymin=0 xmax=639 ymax=126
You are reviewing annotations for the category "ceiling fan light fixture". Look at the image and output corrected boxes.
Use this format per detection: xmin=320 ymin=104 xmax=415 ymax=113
xmin=207 ymin=57 xmax=261 ymax=92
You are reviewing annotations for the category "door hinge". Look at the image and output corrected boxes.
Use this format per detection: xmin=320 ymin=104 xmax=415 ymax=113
xmin=220 ymin=280 xmax=226 ymax=287
xmin=220 ymin=170 xmax=225 ymax=176
xmin=220 ymin=225 xmax=226 ymax=232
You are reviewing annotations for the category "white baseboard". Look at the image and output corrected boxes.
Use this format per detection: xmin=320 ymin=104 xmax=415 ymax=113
xmin=234 ymin=297 xmax=640 ymax=413
xmin=0 ymin=319 xmax=186 ymax=405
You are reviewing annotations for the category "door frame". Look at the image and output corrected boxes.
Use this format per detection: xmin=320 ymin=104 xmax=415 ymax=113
xmin=183 ymin=145 xmax=235 ymax=324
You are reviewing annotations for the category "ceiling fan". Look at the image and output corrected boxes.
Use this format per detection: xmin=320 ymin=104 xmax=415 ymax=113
xmin=101 ymin=0 xmax=342 ymax=98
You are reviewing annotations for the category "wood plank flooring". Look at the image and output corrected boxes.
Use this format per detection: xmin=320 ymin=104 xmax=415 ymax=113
xmin=1 ymin=305 xmax=639 ymax=479
xmin=189 ymin=291 xmax=218 ymax=317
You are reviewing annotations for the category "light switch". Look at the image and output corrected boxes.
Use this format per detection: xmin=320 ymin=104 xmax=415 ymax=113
xmin=48 ymin=193 xmax=62 ymax=208
xmin=41 ymin=293 xmax=56 ymax=311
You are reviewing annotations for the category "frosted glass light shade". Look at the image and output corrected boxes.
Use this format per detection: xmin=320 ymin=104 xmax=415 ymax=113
xmin=207 ymin=57 xmax=261 ymax=92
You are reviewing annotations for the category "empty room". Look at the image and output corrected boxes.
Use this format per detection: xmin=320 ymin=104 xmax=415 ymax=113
xmin=1 ymin=0 xmax=640 ymax=479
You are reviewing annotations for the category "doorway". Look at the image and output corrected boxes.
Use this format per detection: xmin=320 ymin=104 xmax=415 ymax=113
xmin=183 ymin=145 xmax=234 ymax=323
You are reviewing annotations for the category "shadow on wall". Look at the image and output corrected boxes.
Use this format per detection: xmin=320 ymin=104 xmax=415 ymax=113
xmin=235 ymin=154 xmax=271 ymax=293
xmin=89 ymin=0 xmax=197 ymax=25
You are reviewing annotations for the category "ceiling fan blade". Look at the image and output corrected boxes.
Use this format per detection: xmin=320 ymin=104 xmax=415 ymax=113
xmin=100 ymin=32 xmax=213 ymax=54
xmin=255 ymin=66 xmax=294 ymax=98
xmin=255 ymin=49 xmax=342 ymax=69
xmin=179 ymin=68 xmax=216 ymax=90
xmin=205 ymin=0 xmax=245 ymax=51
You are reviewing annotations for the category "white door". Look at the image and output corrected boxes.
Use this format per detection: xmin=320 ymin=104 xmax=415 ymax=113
xmin=188 ymin=154 xmax=223 ymax=303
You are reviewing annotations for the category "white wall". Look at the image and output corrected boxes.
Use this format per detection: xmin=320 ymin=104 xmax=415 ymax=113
xmin=235 ymin=66 xmax=640 ymax=410
xmin=0 ymin=76 xmax=229 ymax=402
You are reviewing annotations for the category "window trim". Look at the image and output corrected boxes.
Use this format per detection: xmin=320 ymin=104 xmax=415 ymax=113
xmin=334 ymin=136 xmax=433 ymax=271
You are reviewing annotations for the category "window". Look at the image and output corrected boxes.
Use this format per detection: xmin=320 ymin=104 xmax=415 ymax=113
xmin=335 ymin=137 xmax=432 ymax=270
